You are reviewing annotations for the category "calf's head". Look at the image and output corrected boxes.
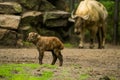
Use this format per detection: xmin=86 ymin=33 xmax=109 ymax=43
xmin=27 ymin=32 xmax=40 ymax=42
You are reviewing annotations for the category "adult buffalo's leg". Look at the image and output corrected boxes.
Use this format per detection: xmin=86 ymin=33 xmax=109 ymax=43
xmin=101 ymin=23 xmax=106 ymax=49
xmin=97 ymin=27 xmax=102 ymax=49
xmin=78 ymin=29 xmax=85 ymax=48
xmin=89 ymin=26 xmax=98 ymax=49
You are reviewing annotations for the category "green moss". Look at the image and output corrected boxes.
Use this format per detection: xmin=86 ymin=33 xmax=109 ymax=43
xmin=13 ymin=3 xmax=22 ymax=13
xmin=20 ymin=0 xmax=38 ymax=9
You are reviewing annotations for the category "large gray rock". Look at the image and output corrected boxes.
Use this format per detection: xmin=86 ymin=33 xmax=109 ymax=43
xmin=47 ymin=0 xmax=69 ymax=11
xmin=43 ymin=11 xmax=70 ymax=27
xmin=0 ymin=0 xmax=18 ymax=2
xmin=0 ymin=14 xmax=21 ymax=29
xmin=39 ymin=0 xmax=56 ymax=11
xmin=0 ymin=0 xmax=71 ymax=47
xmin=21 ymin=11 xmax=42 ymax=19
xmin=20 ymin=11 xmax=43 ymax=30
xmin=45 ymin=19 xmax=68 ymax=27
xmin=0 ymin=28 xmax=7 ymax=39
xmin=19 ymin=0 xmax=41 ymax=10
xmin=19 ymin=11 xmax=43 ymax=41
xmin=0 ymin=29 xmax=18 ymax=46
xmin=0 ymin=2 xmax=22 ymax=14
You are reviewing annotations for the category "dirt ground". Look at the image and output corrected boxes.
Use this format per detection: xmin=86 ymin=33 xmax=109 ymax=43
xmin=0 ymin=44 xmax=120 ymax=80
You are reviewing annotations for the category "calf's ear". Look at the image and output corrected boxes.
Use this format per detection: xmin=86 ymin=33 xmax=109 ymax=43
xmin=34 ymin=33 xmax=39 ymax=38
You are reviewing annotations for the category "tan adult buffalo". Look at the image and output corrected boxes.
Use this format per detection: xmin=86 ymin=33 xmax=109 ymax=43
xmin=71 ymin=0 xmax=108 ymax=49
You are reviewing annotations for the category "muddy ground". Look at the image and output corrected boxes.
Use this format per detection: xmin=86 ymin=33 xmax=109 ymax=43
xmin=0 ymin=44 xmax=120 ymax=80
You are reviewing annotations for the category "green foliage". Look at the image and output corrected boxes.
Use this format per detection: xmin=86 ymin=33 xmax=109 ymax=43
xmin=100 ymin=1 xmax=115 ymax=42
xmin=23 ymin=41 xmax=33 ymax=47
xmin=64 ymin=43 xmax=74 ymax=48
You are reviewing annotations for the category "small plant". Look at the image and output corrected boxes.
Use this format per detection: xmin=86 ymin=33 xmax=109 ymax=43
xmin=64 ymin=43 xmax=74 ymax=48
xmin=22 ymin=41 xmax=33 ymax=47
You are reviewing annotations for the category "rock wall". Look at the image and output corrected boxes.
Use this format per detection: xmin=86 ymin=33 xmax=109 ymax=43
xmin=0 ymin=0 xmax=72 ymax=47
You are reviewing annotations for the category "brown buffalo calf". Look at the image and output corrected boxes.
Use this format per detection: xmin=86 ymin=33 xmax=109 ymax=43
xmin=27 ymin=32 xmax=64 ymax=66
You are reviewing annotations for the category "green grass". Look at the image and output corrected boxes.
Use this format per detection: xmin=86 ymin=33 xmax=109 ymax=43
xmin=0 ymin=63 xmax=56 ymax=80
xmin=23 ymin=41 xmax=33 ymax=47
xmin=79 ymin=74 xmax=90 ymax=80
xmin=64 ymin=43 xmax=74 ymax=48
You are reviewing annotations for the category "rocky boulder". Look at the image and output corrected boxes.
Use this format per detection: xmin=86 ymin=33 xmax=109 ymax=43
xmin=0 ymin=14 xmax=21 ymax=29
xmin=43 ymin=11 xmax=70 ymax=27
xmin=0 ymin=2 xmax=22 ymax=14
xmin=19 ymin=0 xmax=41 ymax=11
xmin=0 ymin=29 xmax=18 ymax=46
xmin=38 ymin=0 xmax=56 ymax=11
xmin=0 ymin=0 xmax=72 ymax=47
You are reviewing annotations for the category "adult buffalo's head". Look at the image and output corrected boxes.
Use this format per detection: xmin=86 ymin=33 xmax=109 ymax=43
xmin=70 ymin=11 xmax=89 ymax=35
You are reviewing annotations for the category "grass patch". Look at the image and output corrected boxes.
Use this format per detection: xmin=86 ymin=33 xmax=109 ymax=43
xmin=0 ymin=63 xmax=56 ymax=80
xmin=23 ymin=41 xmax=33 ymax=47
xmin=64 ymin=43 xmax=74 ymax=48
xmin=79 ymin=74 xmax=90 ymax=80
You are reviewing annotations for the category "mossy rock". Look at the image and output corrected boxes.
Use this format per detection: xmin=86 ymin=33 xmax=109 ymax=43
xmin=19 ymin=0 xmax=41 ymax=10
xmin=45 ymin=19 xmax=68 ymax=27
xmin=38 ymin=0 xmax=56 ymax=11
xmin=47 ymin=0 xmax=70 ymax=11
xmin=37 ymin=27 xmax=63 ymax=41
xmin=43 ymin=11 xmax=70 ymax=27
xmin=0 ymin=14 xmax=21 ymax=30
xmin=0 ymin=28 xmax=7 ymax=39
xmin=0 ymin=2 xmax=22 ymax=14
xmin=20 ymin=11 xmax=43 ymax=30
xmin=0 ymin=30 xmax=18 ymax=46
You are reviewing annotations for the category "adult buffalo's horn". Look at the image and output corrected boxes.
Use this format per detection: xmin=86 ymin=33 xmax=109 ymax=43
xmin=71 ymin=10 xmax=78 ymax=19
xmin=68 ymin=10 xmax=78 ymax=22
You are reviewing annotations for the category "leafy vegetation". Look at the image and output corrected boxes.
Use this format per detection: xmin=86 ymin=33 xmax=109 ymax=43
xmin=100 ymin=1 xmax=115 ymax=42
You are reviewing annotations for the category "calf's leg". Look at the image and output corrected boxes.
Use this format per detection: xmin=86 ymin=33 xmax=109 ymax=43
xmin=54 ymin=49 xmax=63 ymax=66
xmin=101 ymin=23 xmax=106 ymax=49
xmin=51 ymin=50 xmax=57 ymax=65
xmin=78 ymin=29 xmax=85 ymax=48
xmin=38 ymin=50 xmax=44 ymax=64
xmin=57 ymin=52 xmax=63 ymax=66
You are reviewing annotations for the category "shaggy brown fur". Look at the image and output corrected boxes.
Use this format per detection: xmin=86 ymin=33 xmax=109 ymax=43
xmin=27 ymin=32 xmax=64 ymax=66
xmin=72 ymin=0 xmax=108 ymax=49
